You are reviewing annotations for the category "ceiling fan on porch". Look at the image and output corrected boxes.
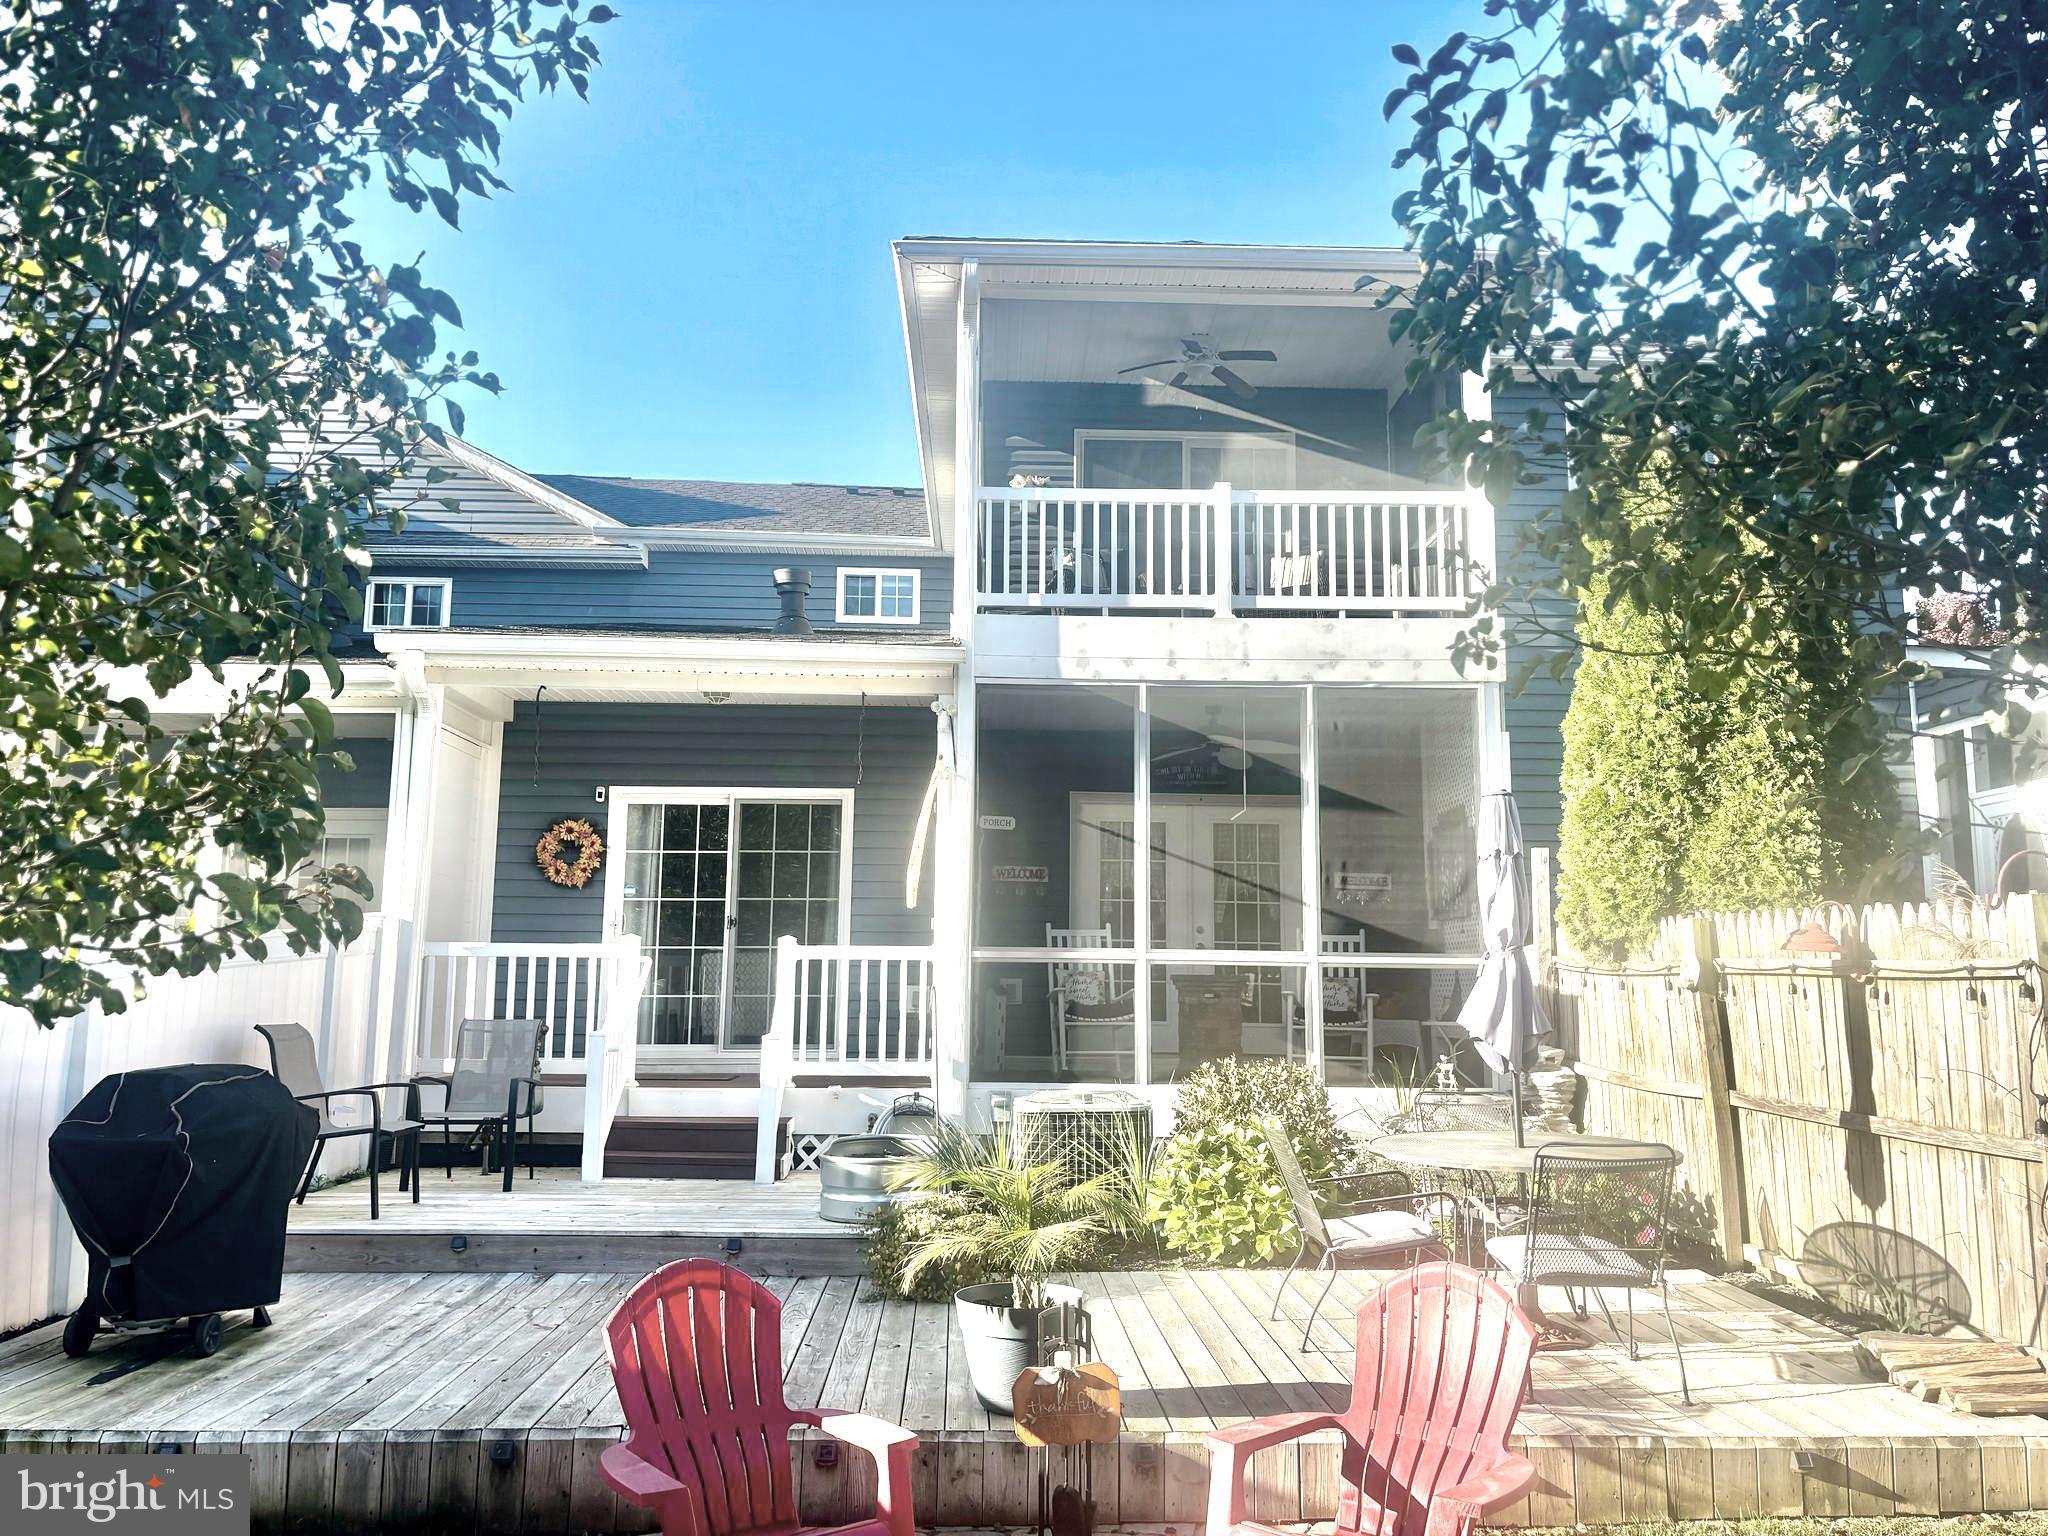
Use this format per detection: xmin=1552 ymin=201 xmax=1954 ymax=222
xmin=1116 ymin=333 xmax=1278 ymax=400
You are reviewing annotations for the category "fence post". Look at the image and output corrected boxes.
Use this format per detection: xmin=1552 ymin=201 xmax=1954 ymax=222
xmin=1681 ymin=915 xmax=1744 ymax=1264
xmin=1210 ymin=481 xmax=1234 ymax=618
xmin=755 ymin=936 xmax=799 ymax=1184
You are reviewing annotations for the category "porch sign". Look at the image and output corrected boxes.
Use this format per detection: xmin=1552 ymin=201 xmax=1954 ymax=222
xmin=2 ymin=1454 xmax=249 ymax=1535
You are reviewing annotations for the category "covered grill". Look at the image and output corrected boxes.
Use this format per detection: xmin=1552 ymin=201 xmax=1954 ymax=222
xmin=49 ymin=1063 xmax=317 ymax=1357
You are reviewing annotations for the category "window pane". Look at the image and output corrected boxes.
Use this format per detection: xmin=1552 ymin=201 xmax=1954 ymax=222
xmin=843 ymin=574 xmax=877 ymax=615
xmin=1318 ymin=964 xmax=1485 ymax=1089
xmin=975 ymin=685 xmax=1138 ymax=950
xmin=1316 ymin=688 xmax=1480 ymax=957
xmin=1153 ymin=963 xmax=1301 ymax=1079
xmin=880 ymin=574 xmax=915 ymax=617
xmin=409 ymin=585 xmax=445 ymax=625
xmin=1147 ymin=685 xmax=1305 ymax=957
xmin=974 ymin=959 xmax=1136 ymax=1084
xmin=369 ymin=583 xmax=405 ymax=627
xmin=1080 ymin=437 xmax=1184 ymax=490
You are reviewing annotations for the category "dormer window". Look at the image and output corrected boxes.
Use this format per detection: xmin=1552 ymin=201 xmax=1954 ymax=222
xmin=837 ymin=568 xmax=920 ymax=625
xmin=365 ymin=578 xmax=452 ymax=631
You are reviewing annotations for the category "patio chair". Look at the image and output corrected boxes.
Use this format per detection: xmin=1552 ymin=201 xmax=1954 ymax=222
xmin=1207 ymin=1263 xmax=1536 ymax=1536
xmin=602 ymin=1258 xmax=917 ymax=1536
xmin=1258 ymin=1117 xmax=1451 ymax=1350
xmin=411 ymin=1018 xmax=547 ymax=1192
xmin=1483 ymin=1142 xmax=1690 ymax=1402
xmin=254 ymin=1022 xmax=422 ymax=1219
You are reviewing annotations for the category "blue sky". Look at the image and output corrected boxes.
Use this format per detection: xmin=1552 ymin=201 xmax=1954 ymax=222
xmin=346 ymin=1 xmax=1483 ymax=487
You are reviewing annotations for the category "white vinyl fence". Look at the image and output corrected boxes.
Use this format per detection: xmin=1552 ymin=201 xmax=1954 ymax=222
xmin=0 ymin=916 xmax=414 ymax=1333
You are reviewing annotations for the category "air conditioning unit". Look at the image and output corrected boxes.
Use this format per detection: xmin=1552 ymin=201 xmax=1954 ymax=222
xmin=1011 ymin=1088 xmax=1151 ymax=1183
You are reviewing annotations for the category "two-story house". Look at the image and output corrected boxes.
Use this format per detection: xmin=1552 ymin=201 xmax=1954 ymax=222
xmin=210 ymin=239 xmax=1568 ymax=1181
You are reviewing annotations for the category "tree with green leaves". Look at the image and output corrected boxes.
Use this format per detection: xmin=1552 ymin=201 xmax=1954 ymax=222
xmin=0 ymin=1 xmax=611 ymax=1025
xmin=1382 ymin=0 xmax=2046 ymax=805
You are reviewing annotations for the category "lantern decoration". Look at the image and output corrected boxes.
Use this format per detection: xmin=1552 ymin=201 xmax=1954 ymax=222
xmin=536 ymin=818 xmax=605 ymax=889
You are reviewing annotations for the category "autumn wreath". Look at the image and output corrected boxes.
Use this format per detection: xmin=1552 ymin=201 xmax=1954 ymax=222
xmin=535 ymin=817 xmax=605 ymax=889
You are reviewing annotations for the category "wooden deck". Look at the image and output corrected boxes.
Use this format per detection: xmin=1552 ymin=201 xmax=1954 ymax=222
xmin=286 ymin=1169 xmax=865 ymax=1274
xmin=3 ymin=1262 xmax=2045 ymax=1530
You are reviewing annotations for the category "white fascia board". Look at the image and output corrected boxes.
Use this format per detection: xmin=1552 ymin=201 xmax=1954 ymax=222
xmin=894 ymin=245 xmax=957 ymax=553
xmin=374 ymin=627 xmax=962 ymax=674
xmin=101 ymin=659 xmax=406 ymax=716
xmin=433 ymin=432 xmax=627 ymax=532
xmin=890 ymin=237 xmax=1420 ymax=274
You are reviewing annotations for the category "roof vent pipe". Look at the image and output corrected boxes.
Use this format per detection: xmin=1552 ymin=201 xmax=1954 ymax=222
xmin=772 ymin=568 xmax=814 ymax=635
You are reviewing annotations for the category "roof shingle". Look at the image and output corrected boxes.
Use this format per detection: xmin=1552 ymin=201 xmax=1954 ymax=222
xmin=536 ymin=475 xmax=930 ymax=538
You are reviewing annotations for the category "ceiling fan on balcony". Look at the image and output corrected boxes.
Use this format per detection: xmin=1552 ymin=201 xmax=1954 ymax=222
xmin=1116 ymin=333 xmax=1278 ymax=400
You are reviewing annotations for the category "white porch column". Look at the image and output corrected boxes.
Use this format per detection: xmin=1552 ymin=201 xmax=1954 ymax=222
xmin=934 ymin=258 xmax=981 ymax=1122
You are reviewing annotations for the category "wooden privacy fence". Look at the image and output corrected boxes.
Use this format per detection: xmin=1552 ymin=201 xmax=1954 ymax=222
xmin=1550 ymin=893 xmax=2048 ymax=1347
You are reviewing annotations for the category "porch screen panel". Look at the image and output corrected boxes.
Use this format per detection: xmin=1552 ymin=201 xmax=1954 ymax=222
xmin=730 ymin=802 xmax=841 ymax=1049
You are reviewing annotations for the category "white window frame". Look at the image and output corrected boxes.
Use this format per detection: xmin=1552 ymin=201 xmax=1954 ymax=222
xmin=1073 ymin=428 xmax=1298 ymax=491
xmin=364 ymin=577 xmax=453 ymax=631
xmin=835 ymin=567 xmax=921 ymax=625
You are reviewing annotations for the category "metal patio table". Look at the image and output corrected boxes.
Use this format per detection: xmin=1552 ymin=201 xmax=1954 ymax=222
xmin=1367 ymin=1129 xmax=1682 ymax=1284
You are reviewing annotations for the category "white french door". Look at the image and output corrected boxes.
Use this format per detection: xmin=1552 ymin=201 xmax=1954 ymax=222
xmin=603 ymin=789 xmax=853 ymax=1057
xmin=1071 ymin=793 xmax=1304 ymax=952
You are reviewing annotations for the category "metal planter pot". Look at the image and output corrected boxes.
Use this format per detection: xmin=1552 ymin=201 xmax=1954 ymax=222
xmin=953 ymin=1282 xmax=1039 ymax=1414
xmin=817 ymin=1134 xmax=930 ymax=1224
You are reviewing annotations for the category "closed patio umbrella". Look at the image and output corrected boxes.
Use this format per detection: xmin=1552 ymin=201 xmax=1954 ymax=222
xmin=1453 ymin=790 xmax=1553 ymax=1145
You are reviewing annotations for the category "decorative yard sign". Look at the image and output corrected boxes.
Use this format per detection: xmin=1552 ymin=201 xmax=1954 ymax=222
xmin=536 ymin=818 xmax=605 ymax=889
xmin=1012 ymin=1360 xmax=1121 ymax=1446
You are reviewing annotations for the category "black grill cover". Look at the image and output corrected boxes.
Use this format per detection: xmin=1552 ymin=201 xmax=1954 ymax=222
xmin=49 ymin=1064 xmax=317 ymax=1322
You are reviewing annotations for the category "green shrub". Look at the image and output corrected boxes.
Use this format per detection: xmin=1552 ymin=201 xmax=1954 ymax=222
xmin=1556 ymin=479 xmax=1904 ymax=958
xmin=1146 ymin=1120 xmax=1294 ymax=1264
xmin=1170 ymin=1056 xmax=1357 ymax=1180
xmin=861 ymin=1191 xmax=1003 ymax=1301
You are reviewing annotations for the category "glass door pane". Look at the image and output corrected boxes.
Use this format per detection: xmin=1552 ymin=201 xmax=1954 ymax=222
xmin=728 ymin=801 xmax=842 ymax=1049
xmin=628 ymin=802 xmax=731 ymax=1048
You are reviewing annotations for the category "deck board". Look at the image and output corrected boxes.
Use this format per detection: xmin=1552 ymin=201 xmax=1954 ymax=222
xmin=6 ymin=1246 xmax=2047 ymax=1527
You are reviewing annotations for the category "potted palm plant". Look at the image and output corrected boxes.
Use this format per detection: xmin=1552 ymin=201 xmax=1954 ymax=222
xmin=892 ymin=1123 xmax=1148 ymax=1412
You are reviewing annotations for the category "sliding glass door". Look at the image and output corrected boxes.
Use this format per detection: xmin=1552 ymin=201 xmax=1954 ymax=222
xmin=607 ymin=792 xmax=849 ymax=1055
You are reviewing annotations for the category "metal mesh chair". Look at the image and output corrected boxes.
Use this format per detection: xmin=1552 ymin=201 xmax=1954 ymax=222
xmin=255 ymin=1022 xmax=421 ymax=1219
xmin=1258 ymin=1118 xmax=1450 ymax=1350
xmin=1483 ymin=1142 xmax=1689 ymax=1402
xmin=411 ymin=1019 xmax=547 ymax=1192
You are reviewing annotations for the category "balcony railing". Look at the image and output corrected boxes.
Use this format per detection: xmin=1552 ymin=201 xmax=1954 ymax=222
xmin=975 ymin=484 xmax=1481 ymax=615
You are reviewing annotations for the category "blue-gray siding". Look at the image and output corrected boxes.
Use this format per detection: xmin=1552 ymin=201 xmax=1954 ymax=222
xmin=357 ymin=551 xmax=952 ymax=636
xmin=490 ymin=702 xmax=937 ymax=946
xmin=1493 ymin=381 xmax=1573 ymax=852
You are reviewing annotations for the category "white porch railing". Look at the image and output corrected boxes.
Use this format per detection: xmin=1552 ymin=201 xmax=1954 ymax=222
xmin=580 ymin=947 xmax=651 ymax=1181
xmin=755 ymin=936 xmax=939 ymax=1182
xmin=413 ymin=940 xmax=634 ymax=1073
xmin=976 ymin=487 xmax=1221 ymax=609
xmin=975 ymin=485 xmax=1481 ymax=614
xmin=1234 ymin=490 xmax=1475 ymax=611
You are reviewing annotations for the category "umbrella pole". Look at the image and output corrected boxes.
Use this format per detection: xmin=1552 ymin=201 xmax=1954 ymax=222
xmin=1511 ymin=1068 xmax=1525 ymax=1147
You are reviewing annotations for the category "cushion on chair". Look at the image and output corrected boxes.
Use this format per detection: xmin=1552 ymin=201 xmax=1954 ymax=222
xmin=1068 ymin=993 xmax=1136 ymax=1021
xmin=1486 ymin=1233 xmax=1655 ymax=1287
xmin=1327 ymin=1207 xmax=1438 ymax=1255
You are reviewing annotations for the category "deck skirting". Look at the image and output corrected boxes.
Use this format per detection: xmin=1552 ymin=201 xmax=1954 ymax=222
xmin=3 ymin=1424 xmax=2044 ymax=1530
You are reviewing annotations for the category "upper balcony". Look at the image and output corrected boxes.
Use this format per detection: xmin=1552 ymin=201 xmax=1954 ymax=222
xmin=974 ymin=482 xmax=1478 ymax=615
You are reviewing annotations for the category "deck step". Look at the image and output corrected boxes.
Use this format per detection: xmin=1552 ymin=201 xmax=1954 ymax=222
xmin=603 ymin=1116 xmax=786 ymax=1179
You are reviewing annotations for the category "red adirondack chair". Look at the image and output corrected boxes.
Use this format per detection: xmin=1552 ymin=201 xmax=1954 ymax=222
xmin=602 ymin=1259 xmax=918 ymax=1536
xmin=1208 ymin=1264 xmax=1537 ymax=1536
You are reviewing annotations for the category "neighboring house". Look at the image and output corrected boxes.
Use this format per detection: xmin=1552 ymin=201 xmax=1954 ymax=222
xmin=150 ymin=239 xmax=1570 ymax=1180
xmin=1905 ymin=652 xmax=2048 ymax=899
